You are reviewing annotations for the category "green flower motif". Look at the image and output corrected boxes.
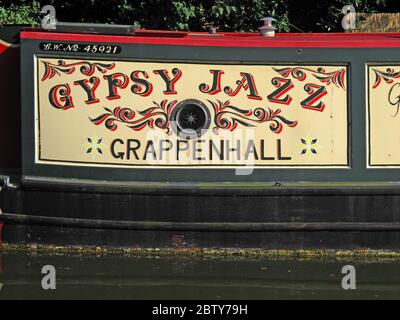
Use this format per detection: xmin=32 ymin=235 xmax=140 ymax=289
xmin=83 ymin=135 xmax=106 ymax=159
xmin=300 ymin=137 xmax=318 ymax=155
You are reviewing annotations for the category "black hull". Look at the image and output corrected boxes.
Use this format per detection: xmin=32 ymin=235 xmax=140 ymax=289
xmin=2 ymin=185 xmax=400 ymax=250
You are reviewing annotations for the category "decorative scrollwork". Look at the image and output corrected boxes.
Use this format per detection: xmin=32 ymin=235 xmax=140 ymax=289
xmin=41 ymin=60 xmax=115 ymax=81
xmin=90 ymin=99 xmax=178 ymax=134
xmin=209 ymin=100 xmax=298 ymax=134
xmin=372 ymin=68 xmax=400 ymax=89
xmin=273 ymin=66 xmax=346 ymax=89
xmin=91 ymin=99 xmax=297 ymax=135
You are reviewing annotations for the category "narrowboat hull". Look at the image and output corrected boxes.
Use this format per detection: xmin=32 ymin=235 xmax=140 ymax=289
xmin=3 ymin=26 xmax=400 ymax=250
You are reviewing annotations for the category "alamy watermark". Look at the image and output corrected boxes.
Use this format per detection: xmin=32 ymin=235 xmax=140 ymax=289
xmin=41 ymin=265 xmax=56 ymax=290
xmin=41 ymin=5 xmax=57 ymax=30
xmin=341 ymin=5 xmax=357 ymax=31
xmin=341 ymin=265 xmax=356 ymax=290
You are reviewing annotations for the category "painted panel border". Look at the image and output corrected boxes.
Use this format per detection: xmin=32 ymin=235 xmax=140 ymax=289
xmin=34 ymin=55 xmax=350 ymax=169
xmin=367 ymin=64 xmax=400 ymax=168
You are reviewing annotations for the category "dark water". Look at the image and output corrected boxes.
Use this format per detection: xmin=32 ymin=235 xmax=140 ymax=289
xmin=0 ymin=251 xmax=399 ymax=299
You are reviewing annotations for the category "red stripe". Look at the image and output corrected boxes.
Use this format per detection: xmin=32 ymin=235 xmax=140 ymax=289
xmin=0 ymin=43 xmax=9 ymax=54
xmin=20 ymin=31 xmax=400 ymax=48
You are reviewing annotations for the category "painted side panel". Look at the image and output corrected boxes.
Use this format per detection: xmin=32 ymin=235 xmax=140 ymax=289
xmin=35 ymin=57 xmax=348 ymax=168
xmin=17 ymin=32 xmax=400 ymax=184
xmin=367 ymin=65 xmax=400 ymax=167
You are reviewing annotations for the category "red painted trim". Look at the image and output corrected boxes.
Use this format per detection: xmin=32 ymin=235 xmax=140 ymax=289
xmin=20 ymin=31 xmax=400 ymax=48
xmin=0 ymin=43 xmax=8 ymax=54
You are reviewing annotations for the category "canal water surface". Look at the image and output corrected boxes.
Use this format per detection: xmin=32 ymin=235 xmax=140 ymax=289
xmin=0 ymin=251 xmax=399 ymax=299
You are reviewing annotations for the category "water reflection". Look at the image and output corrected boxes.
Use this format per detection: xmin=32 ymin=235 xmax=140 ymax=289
xmin=0 ymin=251 xmax=399 ymax=299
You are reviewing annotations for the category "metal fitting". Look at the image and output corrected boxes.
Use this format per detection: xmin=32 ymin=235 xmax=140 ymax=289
xmin=259 ymin=17 xmax=277 ymax=37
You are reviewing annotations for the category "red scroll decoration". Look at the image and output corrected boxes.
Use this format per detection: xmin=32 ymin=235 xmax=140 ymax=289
xmin=209 ymin=100 xmax=298 ymax=134
xmin=91 ymin=100 xmax=297 ymax=135
xmin=372 ymin=68 xmax=400 ymax=89
xmin=41 ymin=60 xmax=115 ymax=81
xmin=273 ymin=67 xmax=346 ymax=89
xmin=90 ymin=100 xmax=178 ymax=134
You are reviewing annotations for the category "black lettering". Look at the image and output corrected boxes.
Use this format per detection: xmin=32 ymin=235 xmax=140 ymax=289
xmin=277 ymin=139 xmax=291 ymax=160
xmin=73 ymin=76 xmax=100 ymax=104
xmin=127 ymin=139 xmax=140 ymax=160
xmin=111 ymin=139 xmax=125 ymax=159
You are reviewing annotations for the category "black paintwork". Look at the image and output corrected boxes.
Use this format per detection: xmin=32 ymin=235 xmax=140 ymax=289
xmin=2 ymin=186 xmax=400 ymax=249
xmin=0 ymin=25 xmax=26 ymax=44
xmin=0 ymin=26 xmax=22 ymax=170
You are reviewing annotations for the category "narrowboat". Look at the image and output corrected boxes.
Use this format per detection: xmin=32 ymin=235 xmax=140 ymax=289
xmin=2 ymin=21 xmax=400 ymax=250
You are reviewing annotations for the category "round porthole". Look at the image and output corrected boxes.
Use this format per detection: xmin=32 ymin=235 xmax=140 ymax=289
xmin=170 ymin=99 xmax=211 ymax=140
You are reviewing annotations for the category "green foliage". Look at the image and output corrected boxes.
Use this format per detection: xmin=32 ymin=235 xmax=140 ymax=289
xmin=173 ymin=1 xmax=197 ymax=30
xmin=0 ymin=1 xmax=41 ymax=25
xmin=0 ymin=0 xmax=395 ymax=32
